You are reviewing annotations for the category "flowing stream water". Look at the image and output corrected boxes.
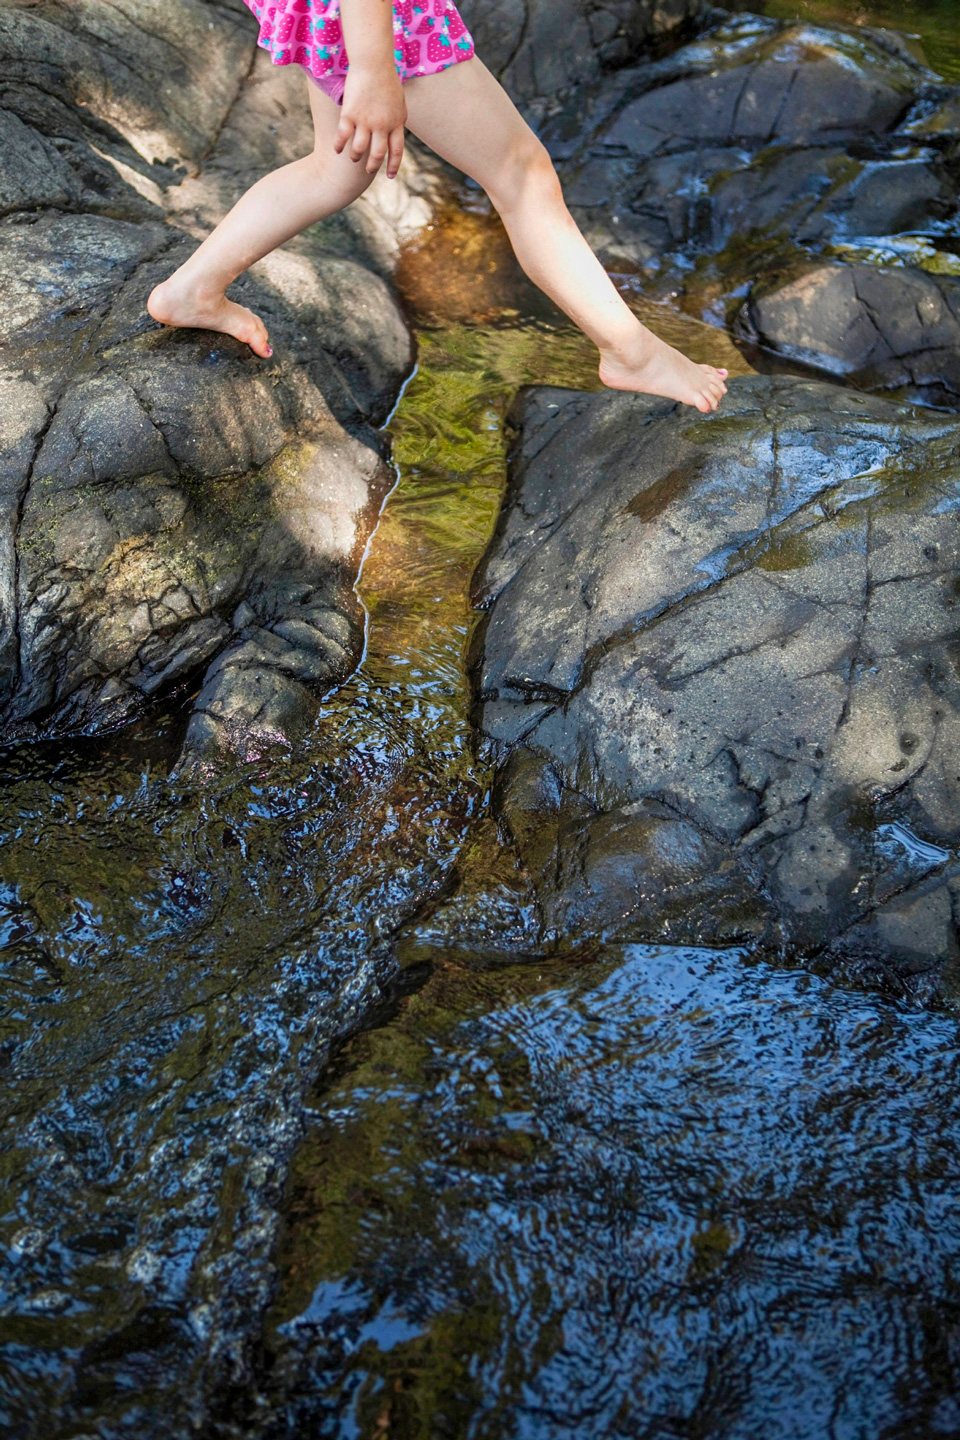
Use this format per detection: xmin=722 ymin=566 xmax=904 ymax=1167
xmin=2 ymin=2 xmax=960 ymax=1434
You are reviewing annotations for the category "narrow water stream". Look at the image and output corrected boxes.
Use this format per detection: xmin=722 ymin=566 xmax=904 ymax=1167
xmin=250 ymin=202 xmax=960 ymax=1431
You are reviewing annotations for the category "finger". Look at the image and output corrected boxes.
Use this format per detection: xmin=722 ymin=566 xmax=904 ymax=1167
xmin=349 ymin=124 xmax=371 ymax=163
xmin=386 ymin=126 xmax=405 ymax=179
xmin=366 ymin=132 xmax=388 ymax=175
xmin=333 ymin=116 xmax=354 ymax=155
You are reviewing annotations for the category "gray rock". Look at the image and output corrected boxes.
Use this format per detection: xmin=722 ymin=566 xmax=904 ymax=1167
xmin=457 ymin=0 xmax=703 ymax=107
xmin=544 ymin=12 xmax=960 ymax=402
xmin=737 ymin=262 xmax=960 ymax=406
xmin=0 ymin=0 xmax=416 ymax=760
xmin=0 ymin=0 xmax=254 ymax=169
xmin=474 ymin=375 xmax=960 ymax=989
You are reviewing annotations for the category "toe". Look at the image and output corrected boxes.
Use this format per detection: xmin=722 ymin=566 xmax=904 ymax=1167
xmin=245 ymin=319 xmax=272 ymax=360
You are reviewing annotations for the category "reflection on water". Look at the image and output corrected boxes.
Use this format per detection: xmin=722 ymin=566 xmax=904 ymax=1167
xmin=269 ymin=944 xmax=960 ymax=1438
xmin=749 ymin=0 xmax=960 ymax=79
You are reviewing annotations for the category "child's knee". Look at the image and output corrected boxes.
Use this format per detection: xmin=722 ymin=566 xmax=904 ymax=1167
xmin=490 ymin=136 xmax=560 ymax=212
xmin=306 ymin=145 xmax=371 ymax=197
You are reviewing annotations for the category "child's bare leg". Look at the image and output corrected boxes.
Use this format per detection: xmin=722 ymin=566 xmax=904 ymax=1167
xmin=404 ymin=60 xmax=727 ymax=412
xmin=148 ymin=83 xmax=375 ymax=358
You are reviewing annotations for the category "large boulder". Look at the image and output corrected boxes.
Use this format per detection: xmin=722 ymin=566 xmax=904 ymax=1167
xmin=0 ymin=0 xmax=419 ymax=762
xmin=737 ymin=262 xmax=960 ymax=408
xmin=545 ymin=12 xmax=960 ymax=404
xmin=473 ymin=375 xmax=960 ymax=993
xmin=457 ymin=0 xmax=704 ymax=108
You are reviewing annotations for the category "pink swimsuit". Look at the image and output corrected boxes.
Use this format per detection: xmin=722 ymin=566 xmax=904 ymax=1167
xmin=243 ymin=0 xmax=475 ymax=104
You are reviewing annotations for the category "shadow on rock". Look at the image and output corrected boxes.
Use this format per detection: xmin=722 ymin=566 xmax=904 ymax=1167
xmin=457 ymin=0 xmax=704 ymax=109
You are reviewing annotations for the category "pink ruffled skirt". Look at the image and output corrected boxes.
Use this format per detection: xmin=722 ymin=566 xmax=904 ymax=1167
xmin=243 ymin=0 xmax=475 ymax=103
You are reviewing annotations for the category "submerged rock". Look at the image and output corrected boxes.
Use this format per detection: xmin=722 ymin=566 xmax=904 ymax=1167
xmin=473 ymin=375 xmax=960 ymax=991
xmin=0 ymin=0 xmax=417 ymax=762
xmin=546 ymin=12 xmax=960 ymax=404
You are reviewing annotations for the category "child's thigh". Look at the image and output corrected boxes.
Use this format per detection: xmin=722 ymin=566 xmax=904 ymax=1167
xmin=403 ymin=58 xmax=541 ymax=192
xmin=306 ymin=76 xmax=377 ymax=198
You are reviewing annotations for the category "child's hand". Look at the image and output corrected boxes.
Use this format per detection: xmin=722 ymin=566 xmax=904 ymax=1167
xmin=335 ymin=67 xmax=407 ymax=179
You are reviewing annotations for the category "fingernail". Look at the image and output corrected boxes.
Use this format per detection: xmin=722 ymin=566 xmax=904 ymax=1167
xmin=266 ymin=345 xmax=273 ymax=357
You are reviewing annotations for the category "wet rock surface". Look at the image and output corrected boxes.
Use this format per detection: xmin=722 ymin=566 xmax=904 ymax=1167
xmin=0 ymin=0 xmax=418 ymax=762
xmin=738 ymin=260 xmax=960 ymax=406
xmin=473 ymin=375 xmax=960 ymax=991
xmin=0 ymin=704 xmax=471 ymax=1440
xmin=545 ymin=11 xmax=960 ymax=403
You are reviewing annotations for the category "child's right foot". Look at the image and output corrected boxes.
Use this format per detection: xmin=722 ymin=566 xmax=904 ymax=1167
xmin=599 ymin=327 xmax=728 ymax=413
xmin=147 ymin=275 xmax=273 ymax=359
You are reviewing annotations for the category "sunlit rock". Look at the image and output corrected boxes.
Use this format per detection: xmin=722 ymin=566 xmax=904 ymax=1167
xmin=0 ymin=0 xmax=415 ymax=757
xmin=737 ymin=261 xmax=960 ymax=407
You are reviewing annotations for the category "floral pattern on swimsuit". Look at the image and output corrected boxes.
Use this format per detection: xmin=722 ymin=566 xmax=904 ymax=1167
xmin=243 ymin=0 xmax=475 ymax=103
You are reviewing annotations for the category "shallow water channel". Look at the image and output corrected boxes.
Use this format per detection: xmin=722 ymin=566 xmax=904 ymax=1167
xmin=3 ymin=1 xmax=960 ymax=1433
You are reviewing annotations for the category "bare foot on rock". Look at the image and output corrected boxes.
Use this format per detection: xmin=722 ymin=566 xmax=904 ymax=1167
xmin=147 ymin=274 xmax=273 ymax=359
xmin=599 ymin=326 xmax=727 ymax=413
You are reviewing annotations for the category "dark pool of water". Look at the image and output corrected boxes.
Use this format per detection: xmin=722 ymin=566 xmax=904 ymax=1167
xmin=267 ymin=944 xmax=960 ymax=1438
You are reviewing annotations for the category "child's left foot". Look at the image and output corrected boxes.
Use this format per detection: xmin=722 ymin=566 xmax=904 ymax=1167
xmin=599 ymin=327 xmax=728 ymax=413
xmin=147 ymin=274 xmax=273 ymax=358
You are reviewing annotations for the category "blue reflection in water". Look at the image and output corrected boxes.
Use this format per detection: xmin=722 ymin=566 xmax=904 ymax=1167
xmin=273 ymin=945 xmax=960 ymax=1439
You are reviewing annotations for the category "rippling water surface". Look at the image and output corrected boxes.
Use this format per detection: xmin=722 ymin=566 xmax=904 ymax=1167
xmin=268 ymin=944 xmax=960 ymax=1437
